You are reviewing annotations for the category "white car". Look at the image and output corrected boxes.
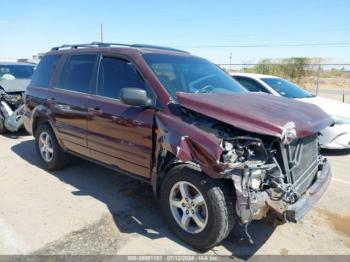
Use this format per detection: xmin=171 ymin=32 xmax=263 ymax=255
xmin=231 ymin=72 xmax=350 ymax=149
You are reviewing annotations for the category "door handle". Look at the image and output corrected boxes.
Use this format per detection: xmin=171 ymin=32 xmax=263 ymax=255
xmin=88 ymin=107 xmax=103 ymax=115
xmin=56 ymin=104 xmax=71 ymax=111
xmin=111 ymin=115 xmax=121 ymax=122
xmin=111 ymin=116 xmax=143 ymax=126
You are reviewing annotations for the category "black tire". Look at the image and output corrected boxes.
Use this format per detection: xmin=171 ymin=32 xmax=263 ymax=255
xmin=0 ymin=112 xmax=7 ymax=134
xmin=160 ymin=164 xmax=235 ymax=251
xmin=34 ymin=123 xmax=69 ymax=170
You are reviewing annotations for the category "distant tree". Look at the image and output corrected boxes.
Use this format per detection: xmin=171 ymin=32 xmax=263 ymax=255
xmin=249 ymin=57 xmax=312 ymax=84
xmin=281 ymin=57 xmax=311 ymax=84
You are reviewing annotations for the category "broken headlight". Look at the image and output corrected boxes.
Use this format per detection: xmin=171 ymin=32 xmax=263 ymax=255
xmin=3 ymin=94 xmax=23 ymax=103
xmin=222 ymin=137 xmax=271 ymax=192
xmin=222 ymin=136 xmax=269 ymax=164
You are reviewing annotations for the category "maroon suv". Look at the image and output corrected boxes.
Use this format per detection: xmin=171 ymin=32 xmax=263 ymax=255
xmin=24 ymin=42 xmax=332 ymax=250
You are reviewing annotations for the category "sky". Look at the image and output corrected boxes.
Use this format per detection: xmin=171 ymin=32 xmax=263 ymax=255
xmin=0 ymin=0 xmax=350 ymax=63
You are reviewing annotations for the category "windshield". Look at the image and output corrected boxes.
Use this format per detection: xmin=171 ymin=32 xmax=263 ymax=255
xmin=143 ymin=54 xmax=246 ymax=98
xmin=261 ymin=77 xmax=314 ymax=99
xmin=0 ymin=64 xmax=35 ymax=80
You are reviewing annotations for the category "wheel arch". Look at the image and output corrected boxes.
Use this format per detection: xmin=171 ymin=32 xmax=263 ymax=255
xmin=152 ymin=150 xmax=200 ymax=199
xmin=152 ymin=150 xmax=234 ymax=200
xmin=31 ymin=105 xmax=64 ymax=149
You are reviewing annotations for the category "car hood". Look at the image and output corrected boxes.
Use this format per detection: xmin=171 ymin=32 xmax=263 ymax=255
xmin=176 ymin=92 xmax=333 ymax=139
xmin=0 ymin=79 xmax=30 ymax=93
xmin=298 ymin=96 xmax=350 ymax=119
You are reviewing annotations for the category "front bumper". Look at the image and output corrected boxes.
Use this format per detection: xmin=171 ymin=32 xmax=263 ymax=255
xmin=0 ymin=101 xmax=25 ymax=132
xmin=284 ymin=159 xmax=331 ymax=222
xmin=319 ymin=125 xmax=350 ymax=149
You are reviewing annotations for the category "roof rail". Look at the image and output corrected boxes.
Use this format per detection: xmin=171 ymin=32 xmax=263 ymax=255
xmin=131 ymin=44 xmax=189 ymax=53
xmin=90 ymin=42 xmax=131 ymax=47
xmin=51 ymin=44 xmax=95 ymax=51
xmin=91 ymin=42 xmax=189 ymax=53
xmin=51 ymin=42 xmax=189 ymax=53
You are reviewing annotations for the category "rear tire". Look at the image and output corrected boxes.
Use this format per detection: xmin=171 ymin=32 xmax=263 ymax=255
xmin=160 ymin=164 xmax=235 ymax=251
xmin=34 ymin=123 xmax=69 ymax=170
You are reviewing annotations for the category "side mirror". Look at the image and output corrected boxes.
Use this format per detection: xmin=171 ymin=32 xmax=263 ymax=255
xmin=120 ymin=88 xmax=153 ymax=107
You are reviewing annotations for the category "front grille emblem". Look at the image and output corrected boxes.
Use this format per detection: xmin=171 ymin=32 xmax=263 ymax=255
xmin=282 ymin=122 xmax=297 ymax=145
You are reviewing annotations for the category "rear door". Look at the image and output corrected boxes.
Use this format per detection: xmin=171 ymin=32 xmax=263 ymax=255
xmin=87 ymin=55 xmax=155 ymax=178
xmin=52 ymin=54 xmax=98 ymax=156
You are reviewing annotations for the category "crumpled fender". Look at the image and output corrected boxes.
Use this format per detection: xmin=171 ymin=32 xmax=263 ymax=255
xmin=154 ymin=112 xmax=229 ymax=178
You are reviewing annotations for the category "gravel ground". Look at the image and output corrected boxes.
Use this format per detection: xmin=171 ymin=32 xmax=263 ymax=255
xmin=0 ymin=132 xmax=349 ymax=258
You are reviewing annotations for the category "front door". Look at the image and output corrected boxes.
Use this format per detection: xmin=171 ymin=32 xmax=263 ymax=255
xmin=87 ymin=56 xmax=155 ymax=178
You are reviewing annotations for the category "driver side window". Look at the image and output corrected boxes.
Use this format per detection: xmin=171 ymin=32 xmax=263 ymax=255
xmin=97 ymin=57 xmax=144 ymax=99
xmin=150 ymin=63 xmax=179 ymax=97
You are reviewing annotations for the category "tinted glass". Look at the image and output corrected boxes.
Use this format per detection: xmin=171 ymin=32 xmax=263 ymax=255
xmin=261 ymin=78 xmax=314 ymax=98
xmin=0 ymin=64 xmax=35 ymax=80
xmin=234 ymin=76 xmax=269 ymax=93
xmin=57 ymin=55 xmax=97 ymax=93
xmin=31 ymin=55 xmax=61 ymax=87
xmin=143 ymin=54 xmax=246 ymax=99
xmin=97 ymin=57 xmax=144 ymax=99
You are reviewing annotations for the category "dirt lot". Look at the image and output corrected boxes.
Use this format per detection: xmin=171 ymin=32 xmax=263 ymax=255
xmin=0 ymin=131 xmax=349 ymax=259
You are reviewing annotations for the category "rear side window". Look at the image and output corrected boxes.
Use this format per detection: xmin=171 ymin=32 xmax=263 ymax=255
xmin=97 ymin=57 xmax=144 ymax=99
xmin=31 ymin=55 xmax=61 ymax=88
xmin=57 ymin=55 xmax=97 ymax=93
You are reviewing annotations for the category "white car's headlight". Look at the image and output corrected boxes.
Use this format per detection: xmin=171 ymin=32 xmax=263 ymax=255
xmin=333 ymin=116 xmax=350 ymax=125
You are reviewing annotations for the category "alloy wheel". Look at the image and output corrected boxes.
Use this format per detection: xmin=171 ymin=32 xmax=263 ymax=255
xmin=38 ymin=131 xmax=54 ymax=162
xmin=169 ymin=181 xmax=208 ymax=234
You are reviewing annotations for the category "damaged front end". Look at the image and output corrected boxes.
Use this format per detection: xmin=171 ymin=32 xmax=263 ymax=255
xmin=154 ymin=90 xmax=333 ymax=245
xmin=175 ymin=106 xmax=332 ymax=228
xmin=0 ymin=88 xmax=26 ymax=132
xmin=0 ymin=78 xmax=31 ymax=133
xmin=221 ymin=132 xmax=331 ymax=225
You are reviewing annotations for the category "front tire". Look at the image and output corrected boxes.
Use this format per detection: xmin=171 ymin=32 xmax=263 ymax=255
xmin=34 ymin=123 xmax=68 ymax=170
xmin=160 ymin=165 xmax=235 ymax=251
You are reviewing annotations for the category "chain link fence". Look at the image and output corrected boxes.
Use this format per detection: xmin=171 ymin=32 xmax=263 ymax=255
xmin=218 ymin=63 xmax=350 ymax=103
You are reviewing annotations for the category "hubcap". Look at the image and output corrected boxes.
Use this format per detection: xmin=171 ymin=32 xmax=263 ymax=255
xmin=169 ymin=181 xmax=208 ymax=234
xmin=38 ymin=131 xmax=53 ymax=162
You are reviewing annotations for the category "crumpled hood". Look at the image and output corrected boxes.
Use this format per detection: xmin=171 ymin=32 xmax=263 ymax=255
xmin=177 ymin=92 xmax=333 ymax=139
xmin=0 ymin=79 xmax=30 ymax=93
xmin=298 ymin=96 xmax=350 ymax=119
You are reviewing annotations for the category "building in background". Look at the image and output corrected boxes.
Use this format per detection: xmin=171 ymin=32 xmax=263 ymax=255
xmin=0 ymin=53 xmax=43 ymax=64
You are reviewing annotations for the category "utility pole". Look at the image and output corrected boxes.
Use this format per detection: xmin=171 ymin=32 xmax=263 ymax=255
xmin=229 ymin=53 xmax=232 ymax=72
xmin=100 ymin=24 xmax=104 ymax=43
xmin=316 ymin=64 xmax=321 ymax=96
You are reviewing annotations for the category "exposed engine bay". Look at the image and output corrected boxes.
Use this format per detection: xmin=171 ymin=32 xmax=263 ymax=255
xmin=181 ymin=107 xmax=327 ymax=230
xmin=0 ymin=63 xmax=34 ymax=133
xmin=0 ymin=80 xmax=30 ymax=133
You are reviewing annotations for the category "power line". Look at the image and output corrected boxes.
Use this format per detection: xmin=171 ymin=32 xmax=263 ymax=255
xmin=175 ymin=42 xmax=350 ymax=48
xmin=217 ymin=28 xmax=350 ymax=39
